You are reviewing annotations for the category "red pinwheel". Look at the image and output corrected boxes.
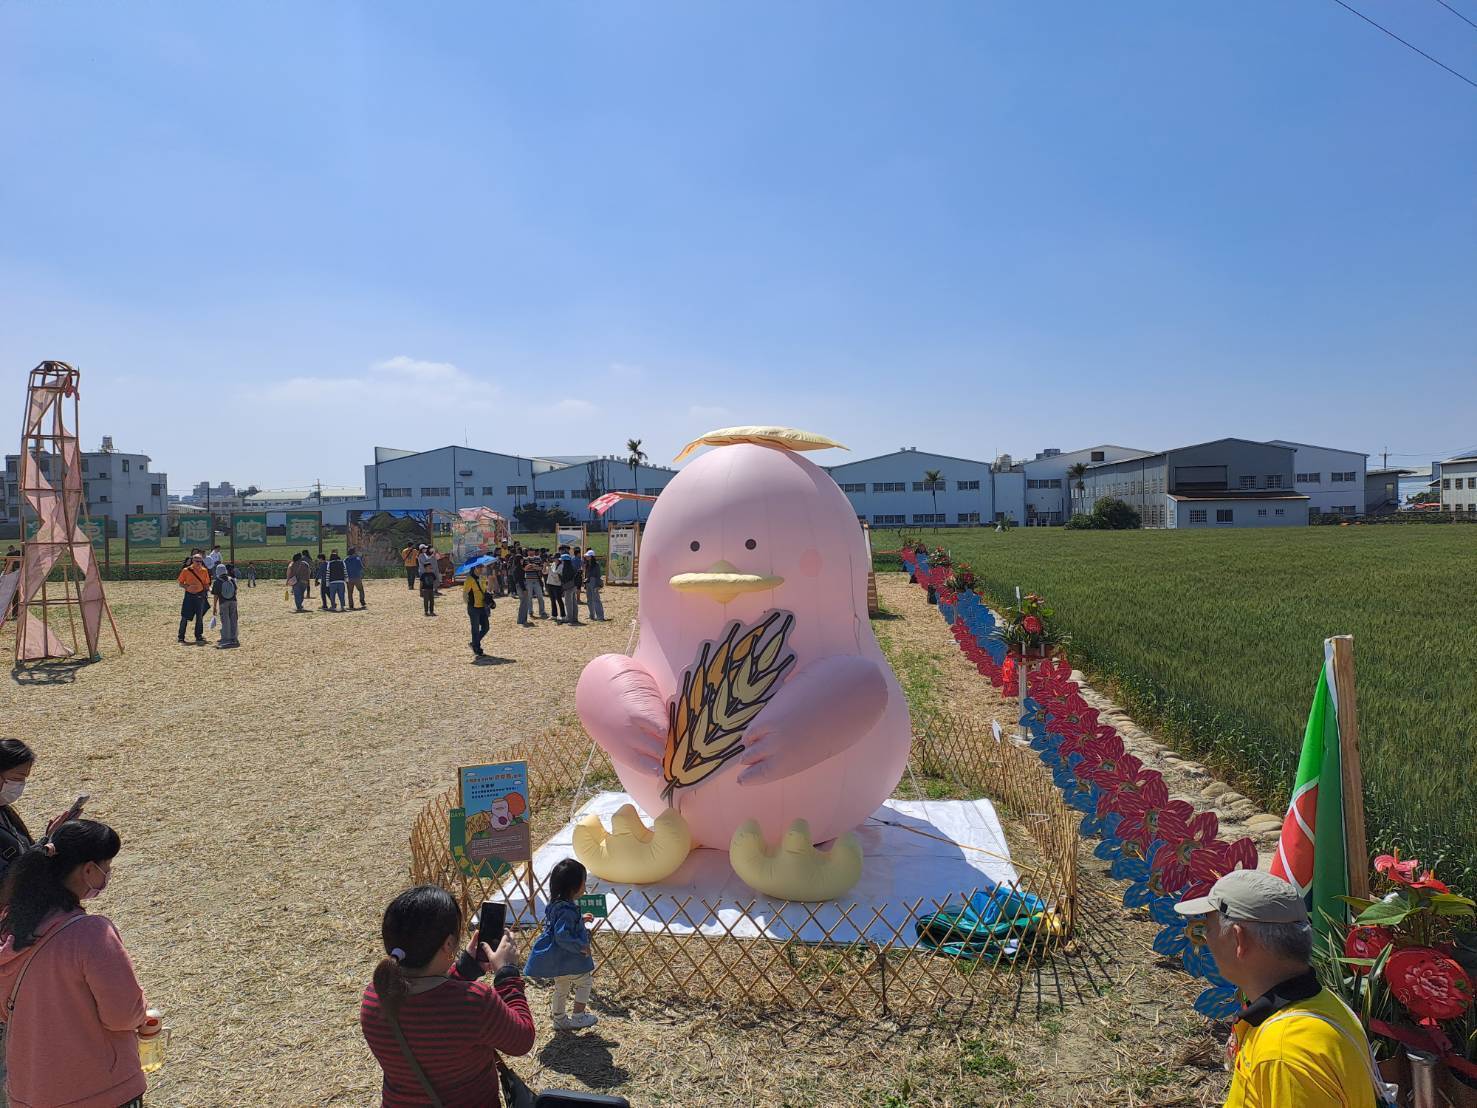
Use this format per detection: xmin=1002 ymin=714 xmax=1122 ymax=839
xmin=1343 ymin=926 xmax=1393 ymax=975
xmin=1151 ymin=811 xmax=1222 ymax=891
xmin=1118 ymin=794 xmax=1193 ymax=850
xmin=1387 ymin=948 xmax=1475 ymax=1022
xmin=1095 ymin=763 xmax=1170 ymax=821
xmin=1188 ymin=836 xmax=1258 ymax=887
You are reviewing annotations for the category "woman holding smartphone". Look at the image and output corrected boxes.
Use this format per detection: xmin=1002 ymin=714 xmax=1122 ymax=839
xmin=362 ymin=886 xmax=535 ymax=1106
xmin=0 ymin=740 xmax=37 ymax=883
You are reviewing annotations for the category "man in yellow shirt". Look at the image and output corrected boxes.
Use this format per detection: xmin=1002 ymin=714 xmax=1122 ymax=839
xmin=1175 ymin=870 xmax=1392 ymax=1108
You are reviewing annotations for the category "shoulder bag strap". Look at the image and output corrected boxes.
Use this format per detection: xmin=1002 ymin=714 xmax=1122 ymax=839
xmin=1260 ymin=1006 xmax=1398 ymax=1106
xmin=7 ymin=913 xmax=87 ymax=1016
xmin=383 ymin=1009 xmax=445 ymax=1108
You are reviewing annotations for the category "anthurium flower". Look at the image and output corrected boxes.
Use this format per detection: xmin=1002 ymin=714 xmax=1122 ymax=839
xmin=1343 ymin=926 xmax=1393 ymax=974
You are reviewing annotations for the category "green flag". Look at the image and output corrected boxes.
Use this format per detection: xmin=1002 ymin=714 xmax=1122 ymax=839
xmin=1269 ymin=643 xmax=1348 ymax=937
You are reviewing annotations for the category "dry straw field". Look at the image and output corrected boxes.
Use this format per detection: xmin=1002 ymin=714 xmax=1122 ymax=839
xmin=4 ymin=574 xmax=1229 ymax=1106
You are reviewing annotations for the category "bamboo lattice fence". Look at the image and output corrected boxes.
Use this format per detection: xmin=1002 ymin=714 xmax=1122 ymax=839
xmin=410 ymin=707 xmax=1079 ymax=1019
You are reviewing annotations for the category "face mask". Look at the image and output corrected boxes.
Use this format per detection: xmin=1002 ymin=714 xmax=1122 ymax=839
xmin=82 ymin=863 xmax=108 ymax=901
xmin=0 ymin=780 xmax=24 ymax=806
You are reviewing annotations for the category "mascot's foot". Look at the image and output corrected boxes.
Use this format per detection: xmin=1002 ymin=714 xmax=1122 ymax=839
xmin=729 ymin=819 xmax=863 ymax=902
xmin=572 ymin=804 xmax=692 ymax=884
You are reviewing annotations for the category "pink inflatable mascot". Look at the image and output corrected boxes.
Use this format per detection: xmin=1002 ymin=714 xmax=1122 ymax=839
xmin=574 ymin=427 xmax=911 ymax=900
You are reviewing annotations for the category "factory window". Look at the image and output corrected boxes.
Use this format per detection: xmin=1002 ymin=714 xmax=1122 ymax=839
xmin=839 ymin=482 xmax=866 ymax=493
xmin=872 ymin=482 xmax=906 ymax=493
xmin=534 ymin=490 xmax=564 ymax=501
xmin=1266 ymin=475 xmax=1283 ymax=489
xmin=873 ymin=514 xmax=905 ymax=525
xmin=121 ymin=459 xmax=130 ymax=472
xmin=150 ymin=483 xmax=161 ymax=496
xmin=912 ymin=479 xmax=945 ymax=492
xmin=912 ymin=513 xmax=945 ymax=524
xmin=420 ymin=487 xmax=450 ymax=497
xmin=1216 ymin=509 xmax=1234 ymax=524
xmin=1090 ymin=451 xmax=1105 ymax=462
xmin=1239 ymin=475 xmax=1257 ymax=489
xmin=98 ymin=494 xmax=109 ymax=503
xmin=1469 ymin=478 xmax=1477 ymax=489
xmin=1257 ymin=509 xmax=1267 ymax=517
xmin=481 ymin=486 xmax=495 ymax=496
xmin=506 ymin=485 xmax=528 ymax=497
xmin=1189 ymin=509 xmax=1207 ymax=524
xmin=382 ymin=487 xmax=410 ymax=498
xmin=1442 ymin=478 xmax=1451 ymax=489
xmin=1275 ymin=509 xmax=1285 ymax=517
xmin=956 ymin=480 xmax=980 ymax=491
xmin=1297 ymin=472 xmax=1321 ymax=484
xmin=957 ymin=512 xmax=980 ymax=523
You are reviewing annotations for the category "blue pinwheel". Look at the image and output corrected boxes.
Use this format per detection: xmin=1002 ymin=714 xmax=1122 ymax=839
xmin=1153 ymin=915 xmax=1220 ymax=979
xmin=1193 ymin=974 xmax=1242 ymax=1019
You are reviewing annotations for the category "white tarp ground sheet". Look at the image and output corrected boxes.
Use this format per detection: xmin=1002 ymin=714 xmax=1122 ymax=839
xmin=502 ymin=792 xmax=1018 ymax=944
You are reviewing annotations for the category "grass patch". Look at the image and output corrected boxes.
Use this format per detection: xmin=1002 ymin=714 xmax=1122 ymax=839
xmin=880 ymin=526 xmax=1477 ymax=888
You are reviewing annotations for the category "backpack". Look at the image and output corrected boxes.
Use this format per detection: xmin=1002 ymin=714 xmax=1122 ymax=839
xmin=219 ymin=576 xmax=237 ymax=601
xmin=560 ymin=556 xmax=578 ymax=585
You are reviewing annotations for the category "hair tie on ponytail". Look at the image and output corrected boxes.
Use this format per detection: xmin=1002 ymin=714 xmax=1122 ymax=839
xmin=390 ymin=947 xmax=406 ymax=963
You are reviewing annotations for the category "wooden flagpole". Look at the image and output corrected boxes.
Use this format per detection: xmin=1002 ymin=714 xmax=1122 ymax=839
xmin=1328 ymin=635 xmax=1371 ymax=900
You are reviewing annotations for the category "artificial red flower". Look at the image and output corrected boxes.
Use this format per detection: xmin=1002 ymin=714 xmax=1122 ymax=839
xmin=1343 ymin=926 xmax=1393 ymax=974
xmin=1188 ymin=836 xmax=1258 ymax=887
xmin=1117 ymin=795 xmax=1193 ymax=849
xmin=1387 ymin=948 xmax=1475 ymax=1022
xmin=1096 ymin=765 xmax=1170 ymax=820
xmin=1022 ymin=615 xmax=1043 ymax=634
xmin=1375 ymin=851 xmax=1451 ymax=893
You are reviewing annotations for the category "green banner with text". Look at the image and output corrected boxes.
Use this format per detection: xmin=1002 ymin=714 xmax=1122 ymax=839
xmin=284 ymin=511 xmax=322 ymax=546
xmin=126 ymin=514 xmax=165 ymax=547
xmin=177 ymin=515 xmax=212 ymax=545
xmin=232 ymin=512 xmax=269 ymax=546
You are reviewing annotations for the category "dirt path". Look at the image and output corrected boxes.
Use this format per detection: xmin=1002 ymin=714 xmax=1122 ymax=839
xmin=5 ymin=574 xmax=1230 ymax=1105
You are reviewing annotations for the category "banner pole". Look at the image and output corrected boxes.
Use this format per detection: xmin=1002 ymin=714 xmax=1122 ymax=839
xmin=229 ymin=512 xmax=236 ymax=566
xmin=1329 ymin=635 xmax=1371 ymax=900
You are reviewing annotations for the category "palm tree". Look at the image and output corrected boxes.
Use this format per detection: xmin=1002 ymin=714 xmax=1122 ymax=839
xmin=1068 ymin=462 xmax=1088 ymax=519
xmin=626 ymin=438 xmax=648 ymax=522
xmin=923 ymin=468 xmax=943 ymax=531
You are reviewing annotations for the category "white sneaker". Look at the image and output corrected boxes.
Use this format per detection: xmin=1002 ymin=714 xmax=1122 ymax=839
xmin=552 ymin=1011 xmax=598 ymax=1031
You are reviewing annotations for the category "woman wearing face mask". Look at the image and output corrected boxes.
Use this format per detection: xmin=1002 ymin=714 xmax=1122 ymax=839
xmin=0 ymin=820 xmax=150 ymax=1108
xmin=0 ymin=740 xmax=36 ymax=883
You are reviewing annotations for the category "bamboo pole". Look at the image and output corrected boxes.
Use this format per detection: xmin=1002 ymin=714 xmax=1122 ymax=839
xmin=1328 ymin=635 xmax=1371 ymax=900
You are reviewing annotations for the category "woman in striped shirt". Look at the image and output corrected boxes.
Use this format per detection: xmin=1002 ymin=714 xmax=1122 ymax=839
xmin=361 ymin=886 xmax=535 ymax=1107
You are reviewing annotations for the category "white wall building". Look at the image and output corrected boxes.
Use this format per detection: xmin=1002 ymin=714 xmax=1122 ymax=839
xmin=2 ymin=446 xmax=168 ymax=535
xmin=1022 ymin=445 xmax=1154 ymax=524
xmin=242 ymin=487 xmax=366 ymax=527
xmin=360 ymin=446 xmax=677 ymax=530
xmin=1438 ymin=454 xmax=1477 ymax=514
xmin=823 ymin=448 xmax=1016 ymax=528
xmin=1266 ymin=440 xmax=1367 ymax=519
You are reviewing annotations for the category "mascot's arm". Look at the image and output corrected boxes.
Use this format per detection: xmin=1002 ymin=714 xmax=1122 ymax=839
xmin=575 ymin=654 xmax=669 ymax=776
xmin=735 ymin=655 xmax=889 ymax=786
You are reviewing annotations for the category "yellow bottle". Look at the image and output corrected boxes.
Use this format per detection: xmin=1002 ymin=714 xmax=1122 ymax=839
xmin=137 ymin=1009 xmax=170 ymax=1074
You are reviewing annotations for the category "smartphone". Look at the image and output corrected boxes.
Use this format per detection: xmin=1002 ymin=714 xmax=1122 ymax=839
xmin=476 ymin=901 xmax=506 ymax=952
xmin=60 ymin=794 xmax=89 ymax=823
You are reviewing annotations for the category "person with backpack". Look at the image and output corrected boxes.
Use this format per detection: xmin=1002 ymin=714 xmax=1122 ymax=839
xmin=544 ymin=551 xmax=566 ymax=623
xmin=345 ymin=549 xmax=366 ymax=610
xmin=420 ymin=565 xmax=439 ymax=617
xmin=522 ymin=551 xmax=547 ymax=622
xmin=211 ymin=563 xmax=241 ymax=648
xmin=0 ymin=820 xmax=152 ymax=1108
xmin=560 ymin=546 xmax=582 ymax=626
xmin=463 ymin=563 xmax=495 ymax=657
xmin=582 ymin=549 xmax=606 ymax=622
xmin=287 ymin=553 xmax=312 ymax=612
xmin=314 ymin=552 xmax=330 ymax=610
xmin=400 ymin=543 xmax=419 ymax=591
xmin=326 ymin=551 xmax=348 ymax=612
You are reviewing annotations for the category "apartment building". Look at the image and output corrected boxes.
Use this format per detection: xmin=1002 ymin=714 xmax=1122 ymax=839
xmin=1078 ymin=438 xmax=1309 ymax=529
xmin=1 ymin=442 xmax=168 ymax=535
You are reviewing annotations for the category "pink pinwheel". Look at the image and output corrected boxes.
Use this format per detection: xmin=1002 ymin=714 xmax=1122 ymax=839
xmin=1076 ymin=731 xmax=1127 ymax=777
xmin=1151 ymin=812 xmax=1222 ymax=891
xmin=1095 ymin=765 xmax=1170 ymax=820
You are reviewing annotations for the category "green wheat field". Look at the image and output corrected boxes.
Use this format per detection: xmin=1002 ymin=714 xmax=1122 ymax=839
xmin=877 ymin=525 xmax=1477 ymax=889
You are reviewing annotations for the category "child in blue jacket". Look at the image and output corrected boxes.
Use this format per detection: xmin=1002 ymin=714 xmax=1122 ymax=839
xmin=524 ymin=858 xmax=598 ymax=1030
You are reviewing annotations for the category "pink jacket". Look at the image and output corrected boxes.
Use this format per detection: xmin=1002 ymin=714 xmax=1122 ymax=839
xmin=0 ymin=909 xmax=148 ymax=1108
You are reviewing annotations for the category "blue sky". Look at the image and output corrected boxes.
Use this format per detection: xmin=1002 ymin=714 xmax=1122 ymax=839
xmin=2 ymin=1 xmax=1473 ymax=491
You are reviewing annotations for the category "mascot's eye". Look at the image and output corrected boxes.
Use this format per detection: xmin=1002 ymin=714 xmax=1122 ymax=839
xmin=745 ymin=538 xmax=757 ymax=550
xmin=690 ymin=540 xmax=701 ymax=552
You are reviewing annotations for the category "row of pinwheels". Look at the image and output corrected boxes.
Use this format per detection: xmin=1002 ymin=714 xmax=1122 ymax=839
xmin=901 ymin=547 xmax=1256 ymax=1018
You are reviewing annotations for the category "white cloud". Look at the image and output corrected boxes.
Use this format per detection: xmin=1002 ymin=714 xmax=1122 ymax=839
xmin=552 ymin=398 xmax=597 ymax=417
xmin=372 ymin=355 xmax=464 ymax=382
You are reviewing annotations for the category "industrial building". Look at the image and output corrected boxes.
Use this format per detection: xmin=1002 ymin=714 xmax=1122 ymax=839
xmin=1439 ymin=452 xmax=1477 ymax=513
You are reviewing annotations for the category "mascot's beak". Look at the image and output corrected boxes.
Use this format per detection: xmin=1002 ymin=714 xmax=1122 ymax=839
xmin=669 ymin=559 xmax=783 ymax=603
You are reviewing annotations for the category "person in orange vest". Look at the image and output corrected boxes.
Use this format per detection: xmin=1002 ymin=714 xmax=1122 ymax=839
xmin=176 ymin=551 xmax=212 ymax=644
